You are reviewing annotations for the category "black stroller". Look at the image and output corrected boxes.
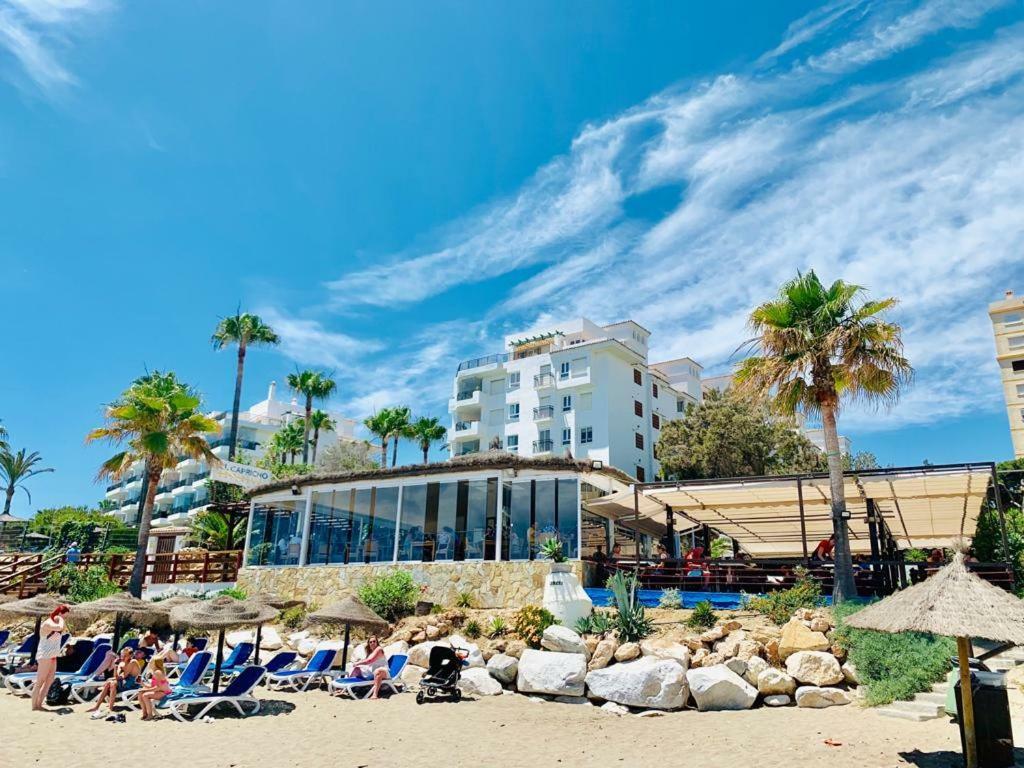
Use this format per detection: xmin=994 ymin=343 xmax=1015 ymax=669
xmin=415 ymin=645 xmax=468 ymax=704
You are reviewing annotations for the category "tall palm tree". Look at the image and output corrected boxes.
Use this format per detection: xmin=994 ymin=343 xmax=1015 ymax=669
xmin=211 ymin=311 xmax=280 ymax=460
xmin=735 ymin=270 xmax=912 ymax=602
xmin=363 ymin=410 xmax=391 ymax=468
xmin=409 ymin=416 xmax=447 ymax=464
xmin=386 ymin=406 xmax=412 ymax=468
xmin=0 ymin=420 xmax=9 ymax=454
xmin=286 ymin=370 xmax=337 ymax=464
xmin=0 ymin=448 xmax=54 ymax=516
xmin=308 ymin=410 xmax=337 ymax=465
xmin=271 ymin=420 xmax=305 ymax=465
xmin=87 ymin=371 xmax=219 ymax=596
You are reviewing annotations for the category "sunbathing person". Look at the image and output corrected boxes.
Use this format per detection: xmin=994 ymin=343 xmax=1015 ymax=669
xmin=88 ymin=647 xmax=142 ymax=719
xmin=349 ymin=635 xmax=389 ymax=699
xmin=137 ymin=666 xmax=173 ymax=720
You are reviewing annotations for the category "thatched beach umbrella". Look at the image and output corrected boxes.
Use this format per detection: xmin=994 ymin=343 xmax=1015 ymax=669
xmin=308 ymin=596 xmax=388 ymax=669
xmin=0 ymin=593 xmax=71 ymax=664
xmin=250 ymin=594 xmax=306 ymax=665
xmin=846 ymin=552 xmax=1024 ymax=768
xmin=169 ymin=596 xmax=278 ymax=693
xmin=75 ymin=592 xmax=166 ymax=652
xmin=148 ymin=595 xmax=200 ymax=650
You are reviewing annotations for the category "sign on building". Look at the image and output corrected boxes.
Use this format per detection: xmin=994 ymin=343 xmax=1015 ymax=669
xmin=210 ymin=460 xmax=273 ymax=490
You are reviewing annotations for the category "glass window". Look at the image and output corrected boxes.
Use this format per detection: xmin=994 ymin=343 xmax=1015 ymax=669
xmin=1010 ymin=335 xmax=1024 ymax=349
xmin=508 ymin=372 xmax=521 ymax=389
xmin=247 ymin=499 xmax=306 ymax=566
xmin=634 ymin=400 xmax=643 ymax=417
xmin=635 ymin=432 xmax=644 ymax=449
xmin=502 ymin=480 xmax=532 ymax=561
xmin=652 ymin=413 xmax=660 ymax=430
xmin=507 ymin=434 xmax=519 ymax=451
xmin=398 ymin=483 xmax=428 ymax=561
xmin=508 ymin=403 xmax=520 ymax=420
xmin=534 ymin=480 xmax=557 ymax=557
xmin=557 ymin=478 xmax=579 ymax=559
xmin=460 ymin=478 xmax=497 ymax=561
xmin=652 ymin=382 xmax=659 ymax=398
xmin=434 ymin=482 xmax=458 ymax=561
xmin=562 ymin=395 xmax=571 ymax=411
xmin=559 ymin=361 xmax=570 ymax=379
xmin=633 ymin=369 xmax=642 ymax=385
xmin=636 ymin=466 xmax=646 ymax=482
xmin=1013 ymin=359 xmax=1024 ymax=373
xmin=580 ymin=426 xmax=593 ymax=444
xmin=306 ymin=490 xmax=352 ymax=565
xmin=562 ymin=428 xmax=571 ymax=445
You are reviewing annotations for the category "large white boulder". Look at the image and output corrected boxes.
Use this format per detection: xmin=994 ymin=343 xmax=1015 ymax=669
xmin=686 ymin=665 xmax=758 ymax=711
xmin=449 ymin=635 xmax=485 ymax=668
xmin=516 ymin=649 xmax=588 ymax=697
xmin=487 ymin=653 xmax=519 ymax=685
xmin=256 ymin=627 xmax=284 ymax=651
xmin=842 ymin=662 xmax=860 ymax=686
xmin=225 ymin=629 xmax=253 ymax=648
xmin=786 ymin=651 xmax=844 ymax=686
xmin=541 ymin=625 xmax=588 ymax=655
xmin=742 ymin=657 xmax=769 ymax=688
xmin=586 ymin=657 xmax=689 ymax=710
xmin=400 ymin=664 xmax=427 ymax=687
xmin=295 ymin=637 xmax=318 ymax=657
xmin=383 ymin=640 xmax=410 ymax=659
xmin=614 ymin=642 xmax=641 ymax=662
xmin=408 ymin=641 xmax=447 ymax=669
xmin=639 ymin=638 xmax=691 ymax=670
xmin=459 ymin=667 xmax=503 ymax=696
xmin=757 ymin=667 xmax=797 ymax=696
xmin=795 ymin=686 xmax=851 ymax=708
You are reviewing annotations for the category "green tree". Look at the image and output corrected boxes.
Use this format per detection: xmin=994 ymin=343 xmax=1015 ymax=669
xmin=364 ymin=410 xmax=392 ymax=468
xmin=286 ymin=370 xmax=337 ymax=465
xmin=409 ymin=416 xmax=447 ymax=464
xmin=87 ymin=371 xmax=219 ymax=596
xmin=28 ymin=505 xmax=126 ymax=547
xmin=270 ymin=420 xmax=305 ymax=464
xmin=308 ymin=410 xmax=336 ymax=465
xmin=189 ymin=509 xmax=246 ymax=550
xmin=735 ymin=270 xmax=912 ymax=602
xmin=386 ymin=406 xmax=412 ymax=467
xmin=845 ymin=451 xmax=880 ymax=471
xmin=211 ymin=311 xmax=280 ymax=460
xmin=0 ymin=419 xmax=8 ymax=454
xmin=0 ymin=448 xmax=54 ymax=516
xmin=318 ymin=439 xmax=378 ymax=472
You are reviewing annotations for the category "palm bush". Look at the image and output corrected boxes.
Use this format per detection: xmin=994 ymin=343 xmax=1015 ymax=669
xmin=358 ymin=570 xmax=418 ymax=621
xmin=685 ymin=600 xmax=718 ymax=629
xmin=46 ymin=565 xmax=119 ymax=602
xmin=605 ymin=571 xmax=653 ymax=642
xmin=455 ymin=591 xmax=475 ymax=608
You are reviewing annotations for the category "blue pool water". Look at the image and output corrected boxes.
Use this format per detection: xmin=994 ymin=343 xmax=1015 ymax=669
xmin=584 ymin=588 xmax=834 ymax=610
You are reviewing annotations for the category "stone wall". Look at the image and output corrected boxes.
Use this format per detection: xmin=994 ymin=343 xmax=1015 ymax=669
xmin=236 ymin=560 xmax=585 ymax=609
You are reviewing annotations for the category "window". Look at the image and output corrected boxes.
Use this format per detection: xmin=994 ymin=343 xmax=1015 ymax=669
xmin=508 ymin=403 xmax=520 ymax=421
xmin=500 ymin=478 xmax=579 ymax=561
xmin=507 ymin=434 xmax=519 ymax=451
xmin=652 ymin=382 xmax=659 ymax=398
xmin=1013 ymin=360 xmax=1024 ymax=373
xmin=508 ymin=372 xmax=520 ymax=390
xmin=572 ymin=357 xmax=587 ymax=377
xmin=559 ymin=361 xmax=570 ymax=379
xmin=636 ymin=466 xmax=646 ymax=482
xmin=580 ymin=426 xmax=593 ymax=444
xmin=489 ymin=378 xmax=504 ymax=395
xmin=247 ymin=499 xmax=306 ymax=567
xmin=635 ymin=432 xmax=644 ymax=449
xmin=633 ymin=369 xmax=642 ymax=386
xmin=1005 ymin=312 xmax=1023 ymax=327
xmin=1017 ymin=383 xmax=1024 ymax=398
xmin=562 ymin=395 xmax=572 ymax=411
xmin=397 ymin=480 xmax=497 ymax=563
xmin=652 ymin=414 xmax=660 ymax=429
xmin=634 ymin=400 xmax=643 ymax=417
xmin=1010 ymin=335 xmax=1024 ymax=350
xmin=677 ymin=399 xmax=686 ymax=413
xmin=562 ymin=428 xmax=572 ymax=445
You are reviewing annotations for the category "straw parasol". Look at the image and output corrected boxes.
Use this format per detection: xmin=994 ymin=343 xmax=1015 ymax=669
xmin=308 ymin=596 xmax=388 ymax=669
xmin=249 ymin=593 xmax=306 ymax=665
xmin=846 ymin=552 xmax=1024 ymax=768
xmin=74 ymin=592 xmax=168 ymax=652
xmin=148 ymin=595 xmax=201 ymax=650
xmin=169 ymin=596 xmax=278 ymax=693
xmin=0 ymin=593 xmax=72 ymax=664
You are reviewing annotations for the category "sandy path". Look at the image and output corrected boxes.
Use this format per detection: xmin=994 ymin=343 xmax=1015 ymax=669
xmin=2 ymin=687 xmax=1012 ymax=768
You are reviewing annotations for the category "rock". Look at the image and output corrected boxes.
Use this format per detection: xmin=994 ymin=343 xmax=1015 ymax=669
xmin=635 ymin=710 xmax=665 ymax=717
xmin=459 ymin=667 xmax=503 ymax=696
xmin=600 ymin=701 xmax=630 ymax=715
xmin=639 ymin=638 xmax=691 ymax=670
xmin=425 ymin=625 xmax=441 ymax=640
xmin=779 ymin=620 xmax=830 ymax=660
xmin=553 ymin=695 xmax=590 ymax=705
xmin=764 ymin=640 xmax=781 ymax=666
xmin=736 ymin=641 xmax=763 ymax=662
xmin=786 ymin=651 xmax=844 ymax=686
xmin=725 ymin=658 xmax=747 ymax=678
xmin=583 ymin=636 xmax=600 ymax=657
xmin=295 ymin=637 xmax=317 ymax=656
xmin=742 ymin=657 xmax=768 ymax=687
xmin=256 ymin=627 xmax=283 ymax=651
xmin=764 ymin=694 xmax=791 ymax=707
xmin=702 ymin=652 xmax=726 ymax=667
xmin=699 ymin=626 xmax=726 ymax=643
xmin=686 ymin=665 xmax=758 ymax=711
xmin=794 ymin=608 xmax=815 ymax=621
xmin=809 ymin=618 xmax=830 ymax=634
xmin=449 ymin=635 xmax=485 ymax=668
xmin=226 ymin=629 xmax=254 ymax=648
xmin=757 ymin=667 xmax=797 ymax=696
xmin=541 ymin=625 xmax=587 ymax=655
xmin=400 ymin=664 xmax=427 ymax=687
xmin=408 ymin=641 xmax=447 ymax=669
xmin=516 ymin=649 xmax=587 ymax=697
xmin=411 ymin=631 xmax=427 ymax=643
xmin=795 ymin=686 xmax=851 ymax=708
xmin=614 ymin=642 xmax=640 ymax=663
xmin=287 ymin=630 xmax=309 ymax=645
xmin=841 ymin=662 xmax=859 ymax=686
xmin=487 ymin=653 xmax=519 ymax=685
xmin=585 ymin=658 xmax=689 ymax=710
xmin=383 ymin=640 xmax=410 ymax=659
xmin=714 ymin=630 xmax=747 ymax=659
xmin=830 ymin=644 xmax=847 ymax=662
xmin=722 ymin=620 xmax=743 ymax=632
xmin=504 ymin=640 xmax=527 ymax=659
xmin=588 ymin=636 xmax=618 ymax=671
xmin=690 ymin=648 xmax=709 ymax=667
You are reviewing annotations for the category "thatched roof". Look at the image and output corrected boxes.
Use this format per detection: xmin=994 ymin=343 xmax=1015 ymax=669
xmin=308 ymin=596 xmax=387 ymax=631
xmin=253 ymin=594 xmax=306 ymax=611
xmin=74 ymin=593 xmax=170 ymax=627
xmin=168 ymin=596 xmax=278 ymax=631
xmin=846 ymin=553 xmax=1024 ymax=644
xmin=146 ymin=595 xmax=200 ymax=628
xmin=250 ymin=453 xmax=634 ymax=496
xmin=0 ymin=593 xmax=70 ymax=618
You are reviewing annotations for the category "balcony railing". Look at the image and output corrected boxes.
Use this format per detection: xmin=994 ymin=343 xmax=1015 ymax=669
xmin=456 ymin=388 xmax=481 ymax=401
xmin=105 ymin=481 xmax=124 ymax=492
xmin=533 ymin=405 xmax=554 ymax=420
xmin=457 ymin=352 xmax=510 ymax=372
xmin=454 ymin=421 xmax=478 ymax=432
xmin=208 ymin=437 xmax=261 ymax=451
xmin=532 ymin=439 xmax=554 ymax=453
xmin=534 ymin=373 xmax=554 ymax=388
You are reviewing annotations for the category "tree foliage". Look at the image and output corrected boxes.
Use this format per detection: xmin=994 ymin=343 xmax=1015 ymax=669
xmin=29 ymin=505 xmax=127 ymax=549
xmin=318 ymin=440 xmax=379 ymax=473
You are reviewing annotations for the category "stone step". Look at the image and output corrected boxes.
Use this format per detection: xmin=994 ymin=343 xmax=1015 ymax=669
xmin=916 ymin=692 xmax=947 ymax=706
xmin=877 ymin=706 xmax=937 ymax=722
xmin=876 ymin=698 xmax=946 ymax=720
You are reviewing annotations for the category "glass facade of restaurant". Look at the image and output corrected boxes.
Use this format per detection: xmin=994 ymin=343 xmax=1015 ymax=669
xmin=246 ymin=473 xmax=579 ymax=567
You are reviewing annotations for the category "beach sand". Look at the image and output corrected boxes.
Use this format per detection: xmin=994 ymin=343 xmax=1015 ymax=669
xmin=3 ymin=687 xmax=1019 ymax=768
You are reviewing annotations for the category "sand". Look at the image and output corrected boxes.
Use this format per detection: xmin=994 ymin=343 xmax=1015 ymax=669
xmin=2 ymin=687 xmax=1019 ymax=768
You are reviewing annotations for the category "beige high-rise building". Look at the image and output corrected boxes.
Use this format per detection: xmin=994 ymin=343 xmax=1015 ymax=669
xmin=988 ymin=290 xmax=1024 ymax=458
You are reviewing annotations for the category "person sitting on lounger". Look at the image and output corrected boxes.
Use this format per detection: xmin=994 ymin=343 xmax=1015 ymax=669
xmin=88 ymin=647 xmax=142 ymax=719
xmin=137 ymin=666 xmax=172 ymax=720
xmin=349 ymin=635 xmax=389 ymax=700
xmin=138 ymin=629 xmax=162 ymax=653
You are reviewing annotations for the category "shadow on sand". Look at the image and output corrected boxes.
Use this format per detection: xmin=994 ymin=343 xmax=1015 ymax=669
xmin=898 ymin=748 xmax=1024 ymax=767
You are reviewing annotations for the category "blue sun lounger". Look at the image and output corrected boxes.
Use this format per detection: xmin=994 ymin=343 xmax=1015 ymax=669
xmin=165 ymin=665 xmax=267 ymax=721
xmin=120 ymin=650 xmax=214 ymax=709
xmin=202 ymin=642 xmax=254 ymax=680
xmin=6 ymin=642 xmax=111 ymax=696
xmin=328 ymin=653 xmax=408 ymax=699
xmin=265 ymin=649 xmax=334 ymax=692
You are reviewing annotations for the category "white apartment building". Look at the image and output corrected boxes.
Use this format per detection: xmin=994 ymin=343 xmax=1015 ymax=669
xmin=989 ymin=290 xmax=1024 ymax=459
xmin=103 ymin=382 xmax=361 ymax=528
xmin=448 ymin=318 xmax=703 ymax=481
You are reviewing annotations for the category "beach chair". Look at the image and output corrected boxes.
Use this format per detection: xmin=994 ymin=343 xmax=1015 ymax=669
xmin=1 ymin=634 xmax=36 ymax=667
xmin=0 ymin=630 xmax=10 ymax=651
xmin=6 ymin=642 xmax=111 ymax=696
xmin=252 ymin=650 xmax=297 ymax=678
xmin=120 ymin=651 xmax=213 ymax=709
xmin=265 ymin=649 xmax=334 ymax=692
xmin=164 ymin=665 xmax=267 ymax=721
xmin=200 ymin=641 xmax=254 ymax=680
xmin=327 ymin=654 xmax=407 ymax=699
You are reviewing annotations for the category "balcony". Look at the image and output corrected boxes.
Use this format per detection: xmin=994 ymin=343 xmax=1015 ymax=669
xmin=532 ymin=439 xmax=554 ymax=454
xmin=177 ymin=456 xmax=200 ymax=473
xmin=455 ymin=440 xmax=481 ymax=457
xmin=191 ymin=471 xmax=210 ymax=489
xmin=533 ymin=405 xmax=554 ymax=421
xmin=208 ymin=437 xmax=261 ymax=451
xmin=450 ymin=388 xmax=482 ymax=413
xmin=534 ymin=373 xmax=554 ymax=388
xmin=457 ymin=352 xmax=509 ymax=373
xmin=453 ymin=420 xmax=479 ymax=437
xmin=155 ymin=490 xmax=174 ymax=505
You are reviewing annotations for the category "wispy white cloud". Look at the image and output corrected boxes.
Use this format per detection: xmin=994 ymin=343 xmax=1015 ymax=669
xmin=256 ymin=307 xmax=384 ymax=372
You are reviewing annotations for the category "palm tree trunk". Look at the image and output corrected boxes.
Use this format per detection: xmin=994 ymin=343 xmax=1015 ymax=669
xmin=302 ymin=396 xmax=312 ymax=465
xmin=129 ymin=463 xmax=161 ymax=597
xmin=392 ymin=433 xmax=399 ymax=467
xmin=312 ymin=427 xmax=320 ymax=466
xmin=422 ymin=443 xmax=429 ymax=464
xmin=822 ymin=403 xmax=857 ymax=602
xmin=228 ymin=343 xmax=246 ymax=461
xmin=380 ymin=438 xmax=388 ymax=468
xmin=3 ymin=486 xmax=12 ymax=516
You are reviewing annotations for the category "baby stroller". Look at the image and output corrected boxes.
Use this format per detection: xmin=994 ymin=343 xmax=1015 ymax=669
xmin=415 ymin=645 xmax=468 ymax=704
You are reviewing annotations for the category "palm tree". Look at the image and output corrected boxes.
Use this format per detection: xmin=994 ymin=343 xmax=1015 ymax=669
xmin=0 ymin=448 xmax=54 ymax=516
xmin=0 ymin=420 xmax=9 ymax=454
xmin=286 ymin=370 xmax=337 ymax=464
xmin=409 ymin=416 xmax=447 ymax=464
xmin=211 ymin=311 xmax=280 ymax=460
xmin=735 ymin=270 xmax=912 ymax=602
xmin=271 ymin=420 xmax=305 ymax=465
xmin=87 ymin=371 xmax=219 ymax=596
xmin=386 ymin=406 xmax=412 ymax=468
xmin=363 ymin=410 xmax=391 ymax=468
xmin=189 ymin=509 xmax=246 ymax=550
xmin=308 ymin=410 xmax=337 ymax=465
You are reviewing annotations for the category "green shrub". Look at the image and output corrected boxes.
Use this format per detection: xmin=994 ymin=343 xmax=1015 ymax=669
xmin=511 ymin=605 xmax=557 ymax=647
xmin=464 ymin=619 xmax=482 ymax=639
xmin=357 ymin=570 xmax=418 ymax=622
xmin=455 ymin=591 xmax=475 ymax=608
xmin=832 ymin=601 xmax=955 ymax=706
xmin=744 ymin=568 xmax=823 ymax=624
xmin=686 ymin=600 xmax=718 ymax=630
xmin=574 ymin=615 xmax=593 ymax=634
xmin=218 ymin=586 xmax=248 ymax=600
xmin=45 ymin=564 xmax=120 ymax=602
xmin=539 ymin=538 xmax=567 ymax=563
xmin=658 ymin=588 xmax=682 ymax=609
xmin=280 ymin=604 xmax=309 ymax=630
xmin=589 ymin=611 xmax=612 ymax=635
xmin=606 ymin=571 xmax=653 ymax=642
xmin=430 ymin=603 xmax=445 ymax=614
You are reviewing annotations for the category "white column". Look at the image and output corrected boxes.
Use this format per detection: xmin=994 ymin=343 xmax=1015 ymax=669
xmin=392 ymin=483 xmax=404 ymax=563
xmin=298 ymin=487 xmax=315 ymax=567
xmin=242 ymin=499 xmax=256 ymax=567
xmin=495 ymin=472 xmax=504 ymax=561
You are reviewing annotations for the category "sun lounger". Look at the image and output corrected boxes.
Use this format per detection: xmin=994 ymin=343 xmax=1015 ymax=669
xmin=1 ymin=634 xmax=36 ymax=668
xmin=70 ymin=654 xmax=151 ymax=703
xmin=120 ymin=651 xmax=213 ymax=709
xmin=247 ymin=650 xmax=297 ymax=678
xmin=6 ymin=642 xmax=111 ymax=696
xmin=0 ymin=630 xmax=10 ymax=651
xmin=200 ymin=642 xmax=254 ymax=680
xmin=327 ymin=653 xmax=407 ymax=699
xmin=265 ymin=649 xmax=334 ymax=692
xmin=164 ymin=665 xmax=267 ymax=721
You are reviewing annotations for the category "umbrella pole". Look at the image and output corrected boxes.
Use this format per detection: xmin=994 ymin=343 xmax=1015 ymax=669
xmin=213 ymin=629 xmax=225 ymax=695
xmin=113 ymin=614 xmax=123 ymax=652
xmin=957 ymin=636 xmax=978 ymax=768
xmin=341 ymin=624 xmax=351 ymax=670
xmin=255 ymin=624 xmax=262 ymax=665
xmin=29 ymin=617 xmax=41 ymax=665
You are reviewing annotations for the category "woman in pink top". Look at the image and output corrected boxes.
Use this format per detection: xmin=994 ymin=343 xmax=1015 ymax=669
xmin=31 ymin=604 xmax=69 ymax=711
xmin=137 ymin=667 xmax=172 ymax=720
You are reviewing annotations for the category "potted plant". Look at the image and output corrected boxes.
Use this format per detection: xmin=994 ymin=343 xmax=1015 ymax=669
xmin=539 ymin=538 xmax=569 ymax=571
xmin=539 ymin=537 xmax=592 ymax=626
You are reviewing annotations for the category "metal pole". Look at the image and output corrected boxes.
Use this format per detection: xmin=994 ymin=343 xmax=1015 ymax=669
xmin=341 ymin=623 xmax=351 ymax=670
xmin=254 ymin=624 xmax=262 ymax=665
xmin=797 ymin=478 xmax=808 ymax=564
xmin=213 ymin=629 xmax=226 ymax=695
xmin=866 ymin=499 xmax=881 ymax=595
xmin=633 ymin=486 xmax=640 ymax=566
xmin=113 ymin=614 xmax=123 ymax=652
xmin=957 ymin=636 xmax=978 ymax=768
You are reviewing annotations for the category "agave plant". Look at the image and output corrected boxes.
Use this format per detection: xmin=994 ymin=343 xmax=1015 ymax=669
xmin=539 ymin=537 xmax=566 ymax=563
xmin=606 ymin=570 xmax=653 ymax=642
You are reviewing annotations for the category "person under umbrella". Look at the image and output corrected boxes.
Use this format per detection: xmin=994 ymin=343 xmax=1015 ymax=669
xmin=307 ymin=595 xmax=388 ymax=671
xmin=846 ymin=548 xmax=1024 ymax=768
xmin=0 ymin=594 xmax=73 ymax=710
xmin=0 ymin=593 xmax=73 ymax=666
xmin=146 ymin=595 xmax=201 ymax=656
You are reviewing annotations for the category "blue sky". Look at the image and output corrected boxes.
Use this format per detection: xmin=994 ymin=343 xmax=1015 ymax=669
xmin=2 ymin=0 xmax=1023 ymax=515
